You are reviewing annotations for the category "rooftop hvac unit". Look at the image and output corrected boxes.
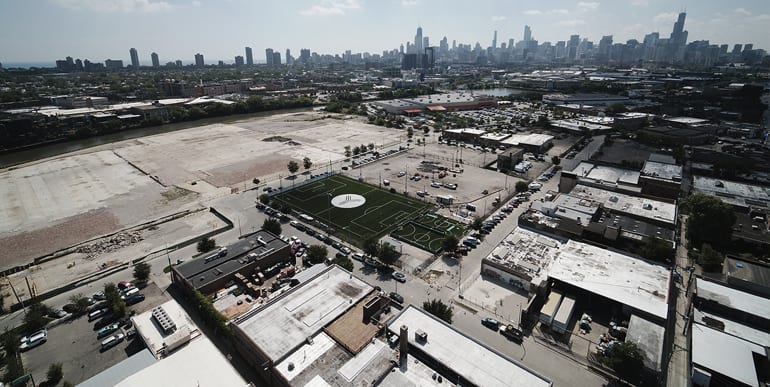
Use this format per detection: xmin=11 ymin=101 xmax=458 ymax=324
xmin=151 ymin=306 xmax=177 ymax=334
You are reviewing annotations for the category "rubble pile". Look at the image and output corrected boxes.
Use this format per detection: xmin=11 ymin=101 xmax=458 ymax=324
xmin=75 ymin=231 xmax=144 ymax=260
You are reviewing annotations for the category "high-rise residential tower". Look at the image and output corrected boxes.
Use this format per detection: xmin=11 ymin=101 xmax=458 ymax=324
xmin=245 ymin=47 xmax=253 ymax=66
xmin=150 ymin=52 xmax=159 ymax=68
xmin=129 ymin=47 xmax=139 ymax=69
xmin=265 ymin=48 xmax=274 ymax=65
xmin=195 ymin=53 xmax=204 ymax=67
xmin=492 ymin=30 xmax=497 ymax=49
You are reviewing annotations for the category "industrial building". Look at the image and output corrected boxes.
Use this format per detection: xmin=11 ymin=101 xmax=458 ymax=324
xmin=79 ymin=300 xmax=248 ymax=387
xmin=482 ymin=227 xmax=671 ymax=323
xmin=542 ymin=93 xmax=630 ymax=106
xmin=171 ymin=230 xmax=291 ymax=295
xmin=692 ymin=175 xmax=770 ymax=211
xmin=373 ymin=92 xmax=497 ymax=115
xmin=230 ymin=265 xmax=385 ymax=386
xmin=500 ymin=133 xmax=554 ymax=153
xmin=385 ymin=305 xmax=552 ymax=387
xmin=639 ymin=154 xmax=683 ymax=199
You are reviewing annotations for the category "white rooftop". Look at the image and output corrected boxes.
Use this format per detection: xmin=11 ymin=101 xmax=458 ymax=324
xmin=692 ymin=175 xmax=770 ymax=209
xmin=692 ymin=323 xmax=764 ymax=387
xmin=641 ymin=161 xmax=683 ymax=182
xmin=485 ymin=227 xmax=561 ymax=287
xmin=696 ymin=278 xmax=770 ymax=320
xmin=626 ymin=314 xmax=665 ymax=371
xmin=114 ymin=336 xmax=247 ymax=387
xmin=444 ymin=128 xmax=486 ymax=135
xmin=502 ymin=133 xmax=554 ymax=147
xmin=132 ymin=300 xmax=198 ymax=358
xmin=232 ymin=265 xmax=371 ymax=363
xmin=693 ymin=308 xmax=770 ymax=348
xmin=571 ymin=185 xmax=677 ymax=225
xmin=549 ymin=239 xmax=670 ymax=319
xmin=388 ymin=305 xmax=552 ymax=387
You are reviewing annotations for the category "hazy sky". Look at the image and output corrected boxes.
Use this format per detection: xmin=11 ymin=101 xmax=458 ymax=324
xmin=1 ymin=0 xmax=768 ymax=64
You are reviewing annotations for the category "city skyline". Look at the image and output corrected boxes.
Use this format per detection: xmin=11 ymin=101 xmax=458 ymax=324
xmin=0 ymin=0 xmax=769 ymax=64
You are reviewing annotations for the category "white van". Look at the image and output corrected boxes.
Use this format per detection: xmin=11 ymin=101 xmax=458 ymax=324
xmin=101 ymin=333 xmax=125 ymax=350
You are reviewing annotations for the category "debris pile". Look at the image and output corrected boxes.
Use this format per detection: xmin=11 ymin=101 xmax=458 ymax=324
xmin=76 ymin=231 xmax=144 ymax=260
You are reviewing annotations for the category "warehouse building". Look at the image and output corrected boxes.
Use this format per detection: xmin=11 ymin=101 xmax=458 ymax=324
xmin=171 ymin=230 xmax=291 ymax=295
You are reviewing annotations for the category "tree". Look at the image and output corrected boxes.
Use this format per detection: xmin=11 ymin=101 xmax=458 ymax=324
xmin=344 ymin=145 xmax=352 ymax=158
xmin=379 ymin=243 xmax=400 ymax=266
xmin=306 ymin=245 xmax=328 ymax=265
xmin=640 ymin=237 xmax=675 ymax=263
xmin=697 ymin=244 xmax=724 ymax=272
xmin=423 ymin=299 xmax=453 ymax=324
xmin=303 ymin=157 xmax=312 ymax=172
xmin=470 ymin=217 xmax=484 ymax=231
xmin=442 ymin=235 xmax=459 ymax=254
xmin=681 ymin=193 xmax=736 ymax=249
xmin=515 ymin=181 xmax=529 ymax=193
xmin=363 ymin=237 xmax=380 ymax=257
xmin=287 ymin=160 xmax=299 ymax=175
xmin=133 ymin=262 xmax=151 ymax=283
xmin=197 ymin=236 xmax=216 ymax=253
xmin=68 ymin=294 xmax=92 ymax=315
xmin=332 ymin=254 xmax=354 ymax=271
xmin=551 ymin=156 xmax=561 ymax=165
xmin=407 ymin=127 xmax=414 ymax=138
xmin=103 ymin=282 xmax=127 ymax=318
xmin=46 ymin=363 xmax=64 ymax=385
xmin=252 ymin=178 xmax=260 ymax=185
xmin=262 ymin=218 xmax=282 ymax=236
xmin=605 ymin=341 xmax=644 ymax=384
xmin=259 ymin=193 xmax=271 ymax=205
xmin=367 ymin=143 xmax=375 ymax=151
xmin=23 ymin=302 xmax=51 ymax=332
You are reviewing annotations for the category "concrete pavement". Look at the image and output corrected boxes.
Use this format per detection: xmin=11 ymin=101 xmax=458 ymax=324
xmin=666 ymin=215 xmax=692 ymax=387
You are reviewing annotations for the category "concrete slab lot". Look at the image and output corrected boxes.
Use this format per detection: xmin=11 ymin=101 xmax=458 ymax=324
xmin=0 ymin=112 xmax=401 ymax=268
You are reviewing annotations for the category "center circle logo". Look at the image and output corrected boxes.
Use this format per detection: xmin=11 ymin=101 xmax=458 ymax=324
xmin=331 ymin=194 xmax=366 ymax=208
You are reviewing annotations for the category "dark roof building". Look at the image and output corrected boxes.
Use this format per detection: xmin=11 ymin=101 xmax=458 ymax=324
xmin=171 ymin=230 xmax=290 ymax=295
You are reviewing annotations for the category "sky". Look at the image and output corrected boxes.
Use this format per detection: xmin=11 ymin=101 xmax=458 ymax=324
xmin=0 ymin=0 xmax=768 ymax=64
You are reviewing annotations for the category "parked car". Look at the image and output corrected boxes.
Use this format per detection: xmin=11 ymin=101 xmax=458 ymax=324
xmin=305 ymin=228 xmax=316 ymax=237
xmin=351 ymin=253 xmax=365 ymax=262
xmin=47 ymin=308 xmax=68 ymax=319
xmin=431 ymin=181 xmax=442 ymax=188
xmin=391 ymin=271 xmax=406 ymax=283
xmin=389 ymin=292 xmax=404 ymax=304
xmin=20 ymin=329 xmax=48 ymax=351
xmin=481 ymin=317 xmax=500 ymax=329
xmin=101 ymin=333 xmax=125 ymax=351
xmin=97 ymin=323 xmax=120 ymax=338
xmin=339 ymin=246 xmax=351 ymax=255
xmin=125 ymin=293 xmax=145 ymax=306
xmin=117 ymin=281 xmax=132 ymax=290
xmin=331 ymin=242 xmax=342 ymax=250
xmin=92 ymin=291 xmax=106 ymax=301
xmin=88 ymin=308 xmax=108 ymax=321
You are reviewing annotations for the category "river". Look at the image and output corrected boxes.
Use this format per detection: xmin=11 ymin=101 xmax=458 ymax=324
xmin=0 ymin=107 xmax=312 ymax=168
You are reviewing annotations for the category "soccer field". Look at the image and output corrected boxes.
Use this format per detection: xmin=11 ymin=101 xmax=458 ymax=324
xmin=271 ymin=174 xmax=432 ymax=245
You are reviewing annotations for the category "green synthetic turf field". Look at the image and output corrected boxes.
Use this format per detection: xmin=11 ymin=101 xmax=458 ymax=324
xmin=271 ymin=174 xmax=432 ymax=245
xmin=390 ymin=212 xmax=467 ymax=253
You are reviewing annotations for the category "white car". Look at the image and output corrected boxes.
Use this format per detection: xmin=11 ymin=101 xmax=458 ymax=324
xmin=430 ymin=181 xmax=442 ymax=188
xmin=20 ymin=329 xmax=48 ymax=351
xmin=398 ymin=171 xmax=406 ymax=177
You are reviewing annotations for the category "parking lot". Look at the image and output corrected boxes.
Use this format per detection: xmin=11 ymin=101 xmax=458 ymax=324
xmin=21 ymin=282 xmax=169 ymax=385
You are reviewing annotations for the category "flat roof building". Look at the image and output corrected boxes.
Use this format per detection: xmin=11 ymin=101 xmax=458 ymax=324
xmin=560 ymin=162 xmax=641 ymax=194
xmin=483 ymin=227 xmax=671 ymax=321
xmin=724 ymin=257 xmax=770 ymax=298
xmin=172 ymin=230 xmax=291 ymax=295
xmin=695 ymin=278 xmax=770 ymax=330
xmin=692 ymin=175 xmax=770 ymax=210
xmin=500 ymin=133 xmax=554 ymax=152
xmin=232 ymin=265 xmax=372 ymax=364
xmin=542 ymin=93 xmax=630 ymax=106
xmin=80 ymin=299 xmax=248 ymax=387
xmin=387 ymin=305 xmax=552 ymax=387
xmin=570 ymin=184 xmax=677 ymax=227
xmin=692 ymin=323 xmax=767 ymax=387
xmin=625 ymin=314 xmax=665 ymax=373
